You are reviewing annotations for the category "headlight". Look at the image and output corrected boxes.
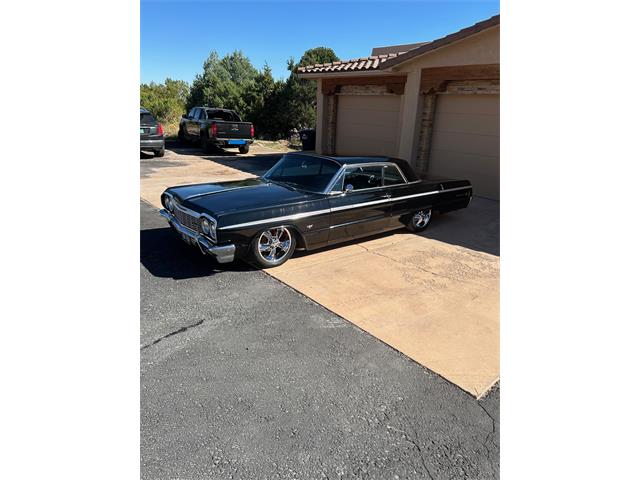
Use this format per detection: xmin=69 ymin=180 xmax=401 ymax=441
xmin=201 ymin=218 xmax=211 ymax=234
xmin=166 ymin=196 xmax=174 ymax=212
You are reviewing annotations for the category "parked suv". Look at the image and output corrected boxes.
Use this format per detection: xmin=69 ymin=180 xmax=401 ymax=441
xmin=178 ymin=107 xmax=254 ymax=154
xmin=140 ymin=108 xmax=165 ymax=157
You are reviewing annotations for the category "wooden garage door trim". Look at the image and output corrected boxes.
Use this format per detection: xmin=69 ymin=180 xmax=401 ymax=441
xmin=420 ymin=64 xmax=499 ymax=94
xmin=322 ymin=75 xmax=407 ymax=95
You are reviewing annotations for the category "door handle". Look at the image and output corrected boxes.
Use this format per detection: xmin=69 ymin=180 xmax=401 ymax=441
xmin=383 ymin=193 xmax=392 ymax=199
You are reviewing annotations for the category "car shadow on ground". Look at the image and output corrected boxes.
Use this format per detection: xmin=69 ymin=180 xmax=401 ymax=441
xmin=420 ymin=197 xmax=500 ymax=256
xmin=292 ymin=199 xmax=500 ymax=259
xmin=140 ymin=227 xmax=253 ymax=280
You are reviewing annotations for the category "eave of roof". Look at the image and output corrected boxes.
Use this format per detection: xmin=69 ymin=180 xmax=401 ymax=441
xmin=381 ymin=14 xmax=499 ymax=70
xmin=297 ymin=14 xmax=499 ymax=76
xmin=297 ymin=52 xmax=405 ymax=75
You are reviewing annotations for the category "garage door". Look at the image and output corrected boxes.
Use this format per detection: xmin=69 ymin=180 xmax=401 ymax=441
xmin=335 ymin=95 xmax=401 ymax=157
xmin=429 ymin=94 xmax=500 ymax=199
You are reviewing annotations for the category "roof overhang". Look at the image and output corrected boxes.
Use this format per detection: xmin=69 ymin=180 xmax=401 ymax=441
xmin=381 ymin=15 xmax=499 ymax=70
xmin=298 ymin=70 xmax=402 ymax=79
xmin=296 ymin=14 xmax=499 ymax=78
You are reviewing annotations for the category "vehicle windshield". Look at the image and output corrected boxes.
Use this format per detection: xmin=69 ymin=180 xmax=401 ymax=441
xmin=263 ymin=154 xmax=341 ymax=193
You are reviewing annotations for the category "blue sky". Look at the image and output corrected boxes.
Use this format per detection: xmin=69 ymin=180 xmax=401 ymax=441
xmin=141 ymin=0 xmax=500 ymax=84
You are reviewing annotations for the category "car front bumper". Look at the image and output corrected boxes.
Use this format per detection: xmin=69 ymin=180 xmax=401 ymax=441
xmin=159 ymin=209 xmax=235 ymax=263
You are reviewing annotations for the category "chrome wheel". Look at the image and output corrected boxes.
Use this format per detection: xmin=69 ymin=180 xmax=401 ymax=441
xmin=413 ymin=209 xmax=432 ymax=228
xmin=257 ymin=227 xmax=292 ymax=264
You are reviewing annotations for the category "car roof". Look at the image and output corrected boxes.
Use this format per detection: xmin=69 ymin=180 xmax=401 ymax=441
xmin=140 ymin=107 xmax=149 ymax=113
xmin=283 ymin=152 xmax=419 ymax=181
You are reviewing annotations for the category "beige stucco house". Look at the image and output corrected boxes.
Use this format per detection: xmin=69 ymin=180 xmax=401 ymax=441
xmin=298 ymin=15 xmax=500 ymax=200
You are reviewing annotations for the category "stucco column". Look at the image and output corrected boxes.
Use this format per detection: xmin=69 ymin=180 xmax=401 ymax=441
xmin=415 ymin=93 xmax=437 ymax=176
xmin=314 ymin=79 xmax=325 ymax=153
xmin=396 ymin=69 xmax=421 ymax=163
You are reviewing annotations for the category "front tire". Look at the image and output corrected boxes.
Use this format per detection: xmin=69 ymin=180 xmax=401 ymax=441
xmin=154 ymin=147 xmax=165 ymax=157
xmin=407 ymin=209 xmax=432 ymax=233
xmin=238 ymin=144 xmax=250 ymax=154
xmin=250 ymin=226 xmax=296 ymax=268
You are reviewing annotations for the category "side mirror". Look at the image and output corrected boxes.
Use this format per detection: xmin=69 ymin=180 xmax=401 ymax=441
xmin=182 ymin=114 xmax=187 ymax=119
xmin=344 ymin=184 xmax=354 ymax=194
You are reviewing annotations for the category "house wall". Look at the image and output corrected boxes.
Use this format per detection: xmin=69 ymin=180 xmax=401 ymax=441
xmin=312 ymin=25 xmax=500 ymax=168
xmin=395 ymin=26 xmax=500 ymax=163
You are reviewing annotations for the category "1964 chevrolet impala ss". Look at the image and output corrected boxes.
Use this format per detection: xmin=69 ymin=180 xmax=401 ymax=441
xmin=159 ymin=153 xmax=472 ymax=268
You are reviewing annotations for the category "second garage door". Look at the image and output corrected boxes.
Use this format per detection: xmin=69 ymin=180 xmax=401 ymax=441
xmin=335 ymin=95 xmax=401 ymax=157
xmin=429 ymin=94 xmax=500 ymax=200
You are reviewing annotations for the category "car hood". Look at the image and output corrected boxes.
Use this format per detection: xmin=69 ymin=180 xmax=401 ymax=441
xmin=168 ymin=178 xmax=323 ymax=215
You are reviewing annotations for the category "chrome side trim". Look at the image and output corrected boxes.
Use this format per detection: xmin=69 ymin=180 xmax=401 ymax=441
xmin=329 ymin=197 xmax=390 ymax=212
xmin=218 ymin=208 xmax=333 ymax=230
xmin=218 ymin=186 xmax=471 ymax=231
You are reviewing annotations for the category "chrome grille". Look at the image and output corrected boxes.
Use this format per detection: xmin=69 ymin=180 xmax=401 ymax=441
xmin=173 ymin=207 xmax=200 ymax=232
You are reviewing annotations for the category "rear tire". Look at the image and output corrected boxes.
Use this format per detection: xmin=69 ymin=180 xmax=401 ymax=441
xmin=154 ymin=147 xmax=165 ymax=157
xmin=238 ymin=144 xmax=250 ymax=154
xmin=406 ymin=209 xmax=432 ymax=233
xmin=250 ymin=226 xmax=296 ymax=268
xmin=201 ymin=135 xmax=213 ymax=153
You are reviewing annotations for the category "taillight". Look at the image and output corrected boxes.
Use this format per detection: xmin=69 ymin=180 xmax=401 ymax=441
xmin=250 ymin=125 xmax=255 ymax=138
xmin=210 ymin=123 xmax=218 ymax=137
xmin=157 ymin=123 xmax=164 ymax=135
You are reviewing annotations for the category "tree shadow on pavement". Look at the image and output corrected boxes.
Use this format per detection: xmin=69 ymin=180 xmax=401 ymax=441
xmin=140 ymin=226 xmax=253 ymax=280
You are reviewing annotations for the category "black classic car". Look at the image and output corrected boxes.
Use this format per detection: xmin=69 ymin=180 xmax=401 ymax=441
xmin=159 ymin=153 xmax=472 ymax=268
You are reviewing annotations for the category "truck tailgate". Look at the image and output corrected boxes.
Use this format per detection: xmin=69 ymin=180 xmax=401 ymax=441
xmin=214 ymin=121 xmax=252 ymax=139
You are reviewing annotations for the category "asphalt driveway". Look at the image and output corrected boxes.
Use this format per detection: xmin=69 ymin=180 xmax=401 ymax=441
xmin=141 ymin=200 xmax=499 ymax=479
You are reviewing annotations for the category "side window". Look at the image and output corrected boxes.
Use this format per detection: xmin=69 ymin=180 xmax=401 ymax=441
xmin=344 ymin=166 xmax=383 ymax=190
xmin=330 ymin=172 xmax=345 ymax=192
xmin=187 ymin=108 xmax=195 ymax=119
xmin=384 ymin=165 xmax=406 ymax=186
xmin=193 ymin=108 xmax=201 ymax=120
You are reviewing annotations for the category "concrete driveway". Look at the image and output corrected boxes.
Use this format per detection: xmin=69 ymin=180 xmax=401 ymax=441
xmin=141 ymin=146 xmax=499 ymax=397
xmin=140 ymin=200 xmax=499 ymax=479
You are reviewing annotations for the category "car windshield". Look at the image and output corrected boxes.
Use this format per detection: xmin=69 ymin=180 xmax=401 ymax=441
xmin=263 ymin=154 xmax=341 ymax=193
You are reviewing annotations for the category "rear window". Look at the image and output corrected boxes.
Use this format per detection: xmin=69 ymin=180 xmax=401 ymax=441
xmin=206 ymin=110 xmax=240 ymax=122
xmin=140 ymin=113 xmax=157 ymax=125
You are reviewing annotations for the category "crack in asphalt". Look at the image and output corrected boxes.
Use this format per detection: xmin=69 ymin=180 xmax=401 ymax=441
xmin=478 ymin=400 xmax=499 ymax=456
xmin=386 ymin=424 xmax=435 ymax=479
xmin=141 ymin=319 xmax=205 ymax=350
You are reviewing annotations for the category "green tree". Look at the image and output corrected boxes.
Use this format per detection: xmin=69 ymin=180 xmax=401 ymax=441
xmin=283 ymin=47 xmax=339 ymax=132
xmin=188 ymin=50 xmax=258 ymax=119
xmin=140 ymin=78 xmax=189 ymax=133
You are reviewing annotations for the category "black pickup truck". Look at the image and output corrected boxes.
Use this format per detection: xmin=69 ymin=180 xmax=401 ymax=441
xmin=178 ymin=106 xmax=254 ymax=154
